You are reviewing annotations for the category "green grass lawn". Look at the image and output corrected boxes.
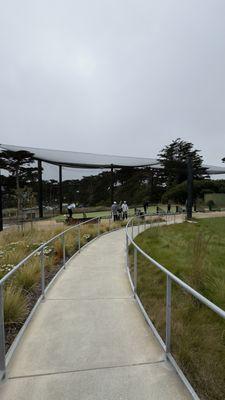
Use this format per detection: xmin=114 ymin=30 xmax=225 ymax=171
xmin=130 ymin=218 xmax=225 ymax=400
xmin=55 ymin=209 xmax=113 ymax=221
xmin=54 ymin=204 xmax=178 ymax=222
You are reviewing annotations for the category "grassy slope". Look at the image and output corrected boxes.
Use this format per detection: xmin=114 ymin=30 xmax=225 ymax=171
xmin=131 ymin=218 xmax=225 ymax=400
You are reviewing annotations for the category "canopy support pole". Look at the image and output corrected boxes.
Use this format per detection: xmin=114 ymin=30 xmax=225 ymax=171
xmin=110 ymin=164 xmax=114 ymax=204
xmin=59 ymin=165 xmax=63 ymax=214
xmin=187 ymin=157 xmax=193 ymax=220
xmin=38 ymin=160 xmax=43 ymax=219
xmin=149 ymin=168 xmax=154 ymax=201
xmin=0 ymin=173 xmax=3 ymax=231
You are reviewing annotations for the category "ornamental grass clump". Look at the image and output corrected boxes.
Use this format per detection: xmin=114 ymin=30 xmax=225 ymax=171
xmin=4 ymin=285 xmax=28 ymax=325
xmin=64 ymin=230 xmax=78 ymax=257
xmin=52 ymin=239 xmax=63 ymax=265
xmin=14 ymin=259 xmax=40 ymax=292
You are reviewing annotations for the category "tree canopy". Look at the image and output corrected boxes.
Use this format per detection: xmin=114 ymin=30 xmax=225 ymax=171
xmin=158 ymin=138 xmax=207 ymax=188
xmin=0 ymin=150 xmax=37 ymax=213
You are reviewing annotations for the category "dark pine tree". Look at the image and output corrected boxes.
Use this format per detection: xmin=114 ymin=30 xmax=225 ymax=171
xmin=158 ymin=138 xmax=207 ymax=189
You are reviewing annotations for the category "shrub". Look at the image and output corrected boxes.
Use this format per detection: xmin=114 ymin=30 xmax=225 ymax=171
xmin=206 ymin=199 xmax=215 ymax=211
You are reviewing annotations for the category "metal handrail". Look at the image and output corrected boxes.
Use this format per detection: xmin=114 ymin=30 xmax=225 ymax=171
xmin=0 ymin=217 xmax=99 ymax=286
xmin=0 ymin=216 xmax=101 ymax=380
xmin=125 ymin=214 xmax=225 ymax=399
xmin=126 ymin=218 xmax=225 ymax=320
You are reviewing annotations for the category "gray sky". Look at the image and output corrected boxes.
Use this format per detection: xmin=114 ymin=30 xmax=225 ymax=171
xmin=1 ymin=0 xmax=225 ymax=180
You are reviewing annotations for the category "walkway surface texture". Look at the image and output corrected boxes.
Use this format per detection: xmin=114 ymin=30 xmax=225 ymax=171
xmin=0 ymin=229 xmax=191 ymax=400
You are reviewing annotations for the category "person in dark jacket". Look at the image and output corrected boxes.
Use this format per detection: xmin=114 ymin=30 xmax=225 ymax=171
xmin=111 ymin=201 xmax=118 ymax=221
xmin=143 ymin=201 xmax=149 ymax=214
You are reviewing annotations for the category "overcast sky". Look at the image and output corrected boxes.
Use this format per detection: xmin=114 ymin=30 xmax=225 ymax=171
xmin=1 ymin=0 xmax=225 ymax=180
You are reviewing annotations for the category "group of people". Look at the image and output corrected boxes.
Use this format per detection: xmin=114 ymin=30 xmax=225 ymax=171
xmin=67 ymin=201 xmax=129 ymax=221
xmin=111 ymin=201 xmax=129 ymax=221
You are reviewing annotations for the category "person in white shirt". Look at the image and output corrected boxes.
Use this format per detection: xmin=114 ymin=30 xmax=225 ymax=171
xmin=67 ymin=203 xmax=76 ymax=218
xmin=122 ymin=201 xmax=129 ymax=220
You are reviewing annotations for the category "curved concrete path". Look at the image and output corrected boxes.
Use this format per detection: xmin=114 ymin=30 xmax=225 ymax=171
xmin=0 ymin=229 xmax=191 ymax=399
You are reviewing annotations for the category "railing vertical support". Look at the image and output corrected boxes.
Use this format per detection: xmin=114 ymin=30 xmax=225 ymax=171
xmin=166 ymin=276 xmax=172 ymax=355
xmin=134 ymin=247 xmax=137 ymax=293
xmin=126 ymin=234 xmax=129 ymax=267
xmin=78 ymin=226 xmax=81 ymax=252
xmin=131 ymin=219 xmax=134 ymax=239
xmin=144 ymin=215 xmax=146 ymax=231
xmin=0 ymin=284 xmax=6 ymax=381
xmin=138 ymin=217 xmax=140 ymax=234
xmin=62 ymin=234 xmax=66 ymax=268
xmin=40 ymin=248 xmax=45 ymax=300
xmin=97 ymin=218 xmax=100 ymax=236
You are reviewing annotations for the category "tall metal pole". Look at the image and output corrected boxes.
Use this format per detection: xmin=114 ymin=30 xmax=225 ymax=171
xmin=0 ymin=284 xmax=6 ymax=380
xmin=149 ymin=168 xmax=153 ymax=201
xmin=110 ymin=164 xmax=114 ymax=204
xmin=187 ymin=157 xmax=193 ymax=220
xmin=0 ymin=173 xmax=3 ymax=231
xmin=59 ymin=165 xmax=63 ymax=215
xmin=38 ymin=160 xmax=43 ymax=219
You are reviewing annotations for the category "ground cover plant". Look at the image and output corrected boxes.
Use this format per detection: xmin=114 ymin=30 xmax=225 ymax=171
xmin=0 ymin=218 xmax=125 ymax=352
xmin=129 ymin=218 xmax=225 ymax=400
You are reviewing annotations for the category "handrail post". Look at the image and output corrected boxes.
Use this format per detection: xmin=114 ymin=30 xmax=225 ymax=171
xmin=62 ymin=233 xmax=66 ymax=268
xmin=131 ymin=219 xmax=134 ymax=239
xmin=134 ymin=247 xmax=137 ymax=294
xmin=144 ymin=215 xmax=146 ymax=231
xmin=126 ymin=234 xmax=129 ymax=267
xmin=166 ymin=276 xmax=172 ymax=355
xmin=97 ymin=218 xmax=100 ymax=236
xmin=0 ymin=284 xmax=6 ymax=381
xmin=78 ymin=226 xmax=81 ymax=252
xmin=40 ymin=248 xmax=45 ymax=300
xmin=138 ymin=217 xmax=140 ymax=234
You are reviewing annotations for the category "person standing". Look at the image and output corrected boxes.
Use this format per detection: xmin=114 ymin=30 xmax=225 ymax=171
xmin=118 ymin=201 xmax=123 ymax=220
xmin=143 ymin=201 xmax=149 ymax=214
xmin=111 ymin=201 xmax=118 ymax=221
xmin=122 ymin=201 xmax=129 ymax=220
xmin=67 ymin=202 xmax=76 ymax=218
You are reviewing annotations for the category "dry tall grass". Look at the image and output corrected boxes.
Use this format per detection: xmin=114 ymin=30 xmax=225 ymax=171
xmin=4 ymin=285 xmax=28 ymax=325
xmin=131 ymin=218 xmax=225 ymax=400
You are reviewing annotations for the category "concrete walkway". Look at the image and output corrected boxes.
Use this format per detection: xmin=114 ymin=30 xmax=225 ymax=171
xmin=0 ymin=229 xmax=191 ymax=400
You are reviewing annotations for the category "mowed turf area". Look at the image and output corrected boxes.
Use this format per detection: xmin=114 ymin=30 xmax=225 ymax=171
xmin=130 ymin=218 xmax=225 ymax=400
xmin=55 ymin=205 xmax=178 ymax=222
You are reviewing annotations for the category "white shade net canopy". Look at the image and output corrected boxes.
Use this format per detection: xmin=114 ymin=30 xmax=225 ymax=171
xmin=1 ymin=143 xmax=225 ymax=174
